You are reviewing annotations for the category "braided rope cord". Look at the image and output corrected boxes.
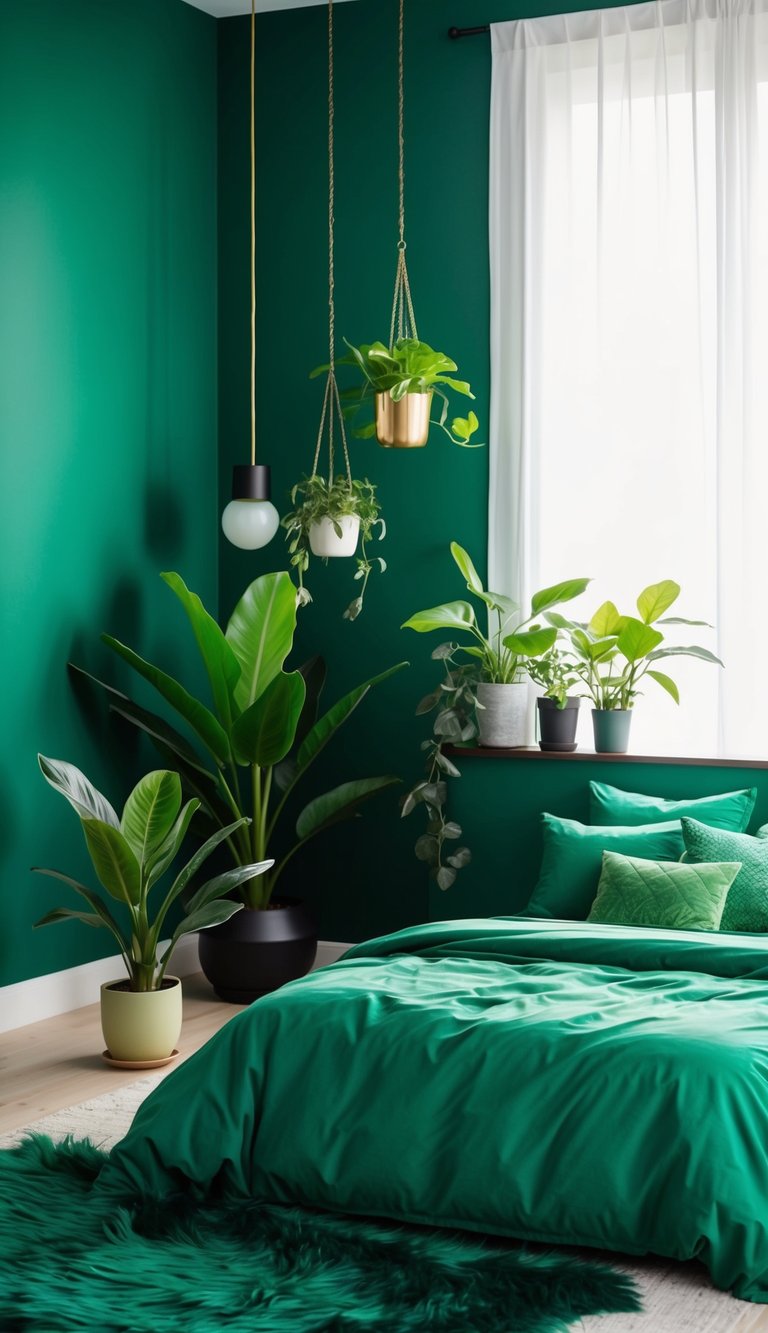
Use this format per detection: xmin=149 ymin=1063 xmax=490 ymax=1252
xmin=312 ymin=0 xmax=352 ymax=485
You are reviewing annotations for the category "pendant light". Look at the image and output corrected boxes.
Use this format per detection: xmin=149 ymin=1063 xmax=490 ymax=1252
xmin=221 ymin=0 xmax=279 ymax=550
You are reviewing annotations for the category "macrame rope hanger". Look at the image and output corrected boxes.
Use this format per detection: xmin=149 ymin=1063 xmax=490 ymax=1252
xmin=389 ymin=0 xmax=418 ymax=349
xmin=311 ymin=0 xmax=352 ymax=487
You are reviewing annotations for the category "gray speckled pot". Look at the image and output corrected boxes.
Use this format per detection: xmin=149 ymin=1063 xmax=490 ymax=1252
xmin=476 ymin=682 xmax=528 ymax=747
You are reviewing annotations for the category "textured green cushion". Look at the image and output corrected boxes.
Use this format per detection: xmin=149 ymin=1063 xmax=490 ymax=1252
xmin=526 ymin=815 xmax=686 ymax=921
xmin=681 ymin=818 xmax=768 ymax=932
xmin=589 ymin=781 xmax=756 ymax=832
xmin=587 ymin=851 xmax=740 ymax=931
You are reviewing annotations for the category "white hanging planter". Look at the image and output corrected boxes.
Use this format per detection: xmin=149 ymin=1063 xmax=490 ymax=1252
xmin=308 ymin=514 xmax=360 ymax=558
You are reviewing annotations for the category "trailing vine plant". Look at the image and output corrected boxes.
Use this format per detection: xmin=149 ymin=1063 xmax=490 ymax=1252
xmin=400 ymin=643 xmax=476 ymax=890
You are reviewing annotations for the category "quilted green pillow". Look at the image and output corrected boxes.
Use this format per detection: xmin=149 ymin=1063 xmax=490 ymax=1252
xmin=681 ymin=818 xmax=768 ymax=932
xmin=589 ymin=781 xmax=756 ymax=832
xmin=587 ymin=851 xmax=740 ymax=931
xmin=525 ymin=815 xmax=686 ymax=921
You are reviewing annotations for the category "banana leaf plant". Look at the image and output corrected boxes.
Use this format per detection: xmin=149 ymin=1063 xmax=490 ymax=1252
xmin=556 ymin=581 xmax=723 ymax=708
xmin=70 ymin=571 xmax=406 ymax=909
xmin=33 ymin=758 xmax=269 ymax=991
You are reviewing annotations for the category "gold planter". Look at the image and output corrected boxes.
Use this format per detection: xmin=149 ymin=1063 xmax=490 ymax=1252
xmin=375 ymin=390 xmax=432 ymax=448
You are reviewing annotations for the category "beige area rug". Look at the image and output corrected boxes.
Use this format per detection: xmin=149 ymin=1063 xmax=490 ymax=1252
xmin=0 ymin=1080 xmax=756 ymax=1332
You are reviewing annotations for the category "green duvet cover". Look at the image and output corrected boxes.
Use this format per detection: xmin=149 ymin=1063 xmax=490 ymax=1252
xmin=100 ymin=919 xmax=768 ymax=1301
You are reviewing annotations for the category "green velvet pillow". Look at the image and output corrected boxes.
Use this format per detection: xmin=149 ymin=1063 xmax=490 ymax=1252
xmin=681 ymin=818 xmax=768 ymax=932
xmin=525 ymin=815 xmax=687 ymax=921
xmin=589 ymin=781 xmax=756 ymax=832
xmin=587 ymin=851 xmax=740 ymax=931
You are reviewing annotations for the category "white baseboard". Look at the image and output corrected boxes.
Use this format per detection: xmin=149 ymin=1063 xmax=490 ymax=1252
xmin=0 ymin=938 xmax=351 ymax=1035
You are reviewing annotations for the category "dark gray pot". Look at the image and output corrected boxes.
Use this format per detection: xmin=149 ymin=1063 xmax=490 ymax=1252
xmin=592 ymin=708 xmax=633 ymax=754
xmin=198 ymin=897 xmax=318 ymax=1005
xmin=537 ymin=696 xmax=580 ymax=751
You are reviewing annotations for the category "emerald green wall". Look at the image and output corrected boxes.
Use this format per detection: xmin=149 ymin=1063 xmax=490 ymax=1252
xmin=1 ymin=0 xmax=218 ymax=988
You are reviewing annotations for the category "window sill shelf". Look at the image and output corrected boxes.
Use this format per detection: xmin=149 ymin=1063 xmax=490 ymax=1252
xmin=444 ymin=746 xmax=768 ymax=770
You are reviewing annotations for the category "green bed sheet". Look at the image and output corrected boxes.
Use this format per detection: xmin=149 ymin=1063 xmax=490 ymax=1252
xmin=100 ymin=918 xmax=768 ymax=1302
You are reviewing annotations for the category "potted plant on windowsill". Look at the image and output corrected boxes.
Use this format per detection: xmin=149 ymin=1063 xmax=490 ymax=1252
xmin=402 ymin=542 xmax=590 ymax=748
xmin=71 ymin=570 xmax=407 ymax=1003
xmin=33 ymin=757 xmax=268 ymax=1064
xmin=320 ymin=338 xmax=482 ymax=450
xmin=558 ymin=582 xmax=722 ymax=753
xmin=527 ymin=649 xmax=583 ymax=752
xmin=282 ymin=474 xmax=386 ymax=620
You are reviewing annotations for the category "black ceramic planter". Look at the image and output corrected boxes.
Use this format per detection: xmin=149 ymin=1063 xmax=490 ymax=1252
xmin=198 ymin=897 xmax=318 ymax=1004
xmin=537 ymin=696 xmax=580 ymax=751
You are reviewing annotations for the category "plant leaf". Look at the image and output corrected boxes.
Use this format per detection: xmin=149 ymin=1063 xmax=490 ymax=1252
xmin=450 ymin=542 xmax=484 ymax=593
xmin=38 ymin=755 xmax=119 ymax=828
xmin=531 ymin=578 xmax=591 ymax=615
xmin=616 ymin=618 xmax=664 ymax=663
xmin=161 ymin=572 xmax=241 ymax=728
xmin=646 ymin=669 xmax=680 ymax=703
xmin=588 ymin=601 xmax=623 ymax=638
xmin=102 ymin=636 xmax=230 ymax=765
xmin=81 ymin=820 xmax=142 ymax=906
xmin=226 ymin=571 xmax=297 ymax=712
xmin=164 ymin=817 xmax=251 ymax=907
xmin=295 ymin=663 xmax=408 ymax=778
xmin=296 ymin=776 xmax=401 ymax=841
xmin=402 ymin=601 xmax=477 ymax=634
xmin=231 ymin=671 xmax=307 ymax=767
xmin=184 ymin=861 xmax=274 ymax=915
xmin=121 ymin=770 xmax=182 ymax=867
xmin=637 ymin=580 xmax=680 ymax=624
xmin=145 ymin=798 xmax=201 ymax=887
xmin=646 ymin=645 xmax=724 ymax=666
xmin=162 ymin=900 xmax=244 ymax=964
xmin=503 ymin=627 xmax=558 ymax=658
xmin=32 ymin=868 xmax=129 ymax=955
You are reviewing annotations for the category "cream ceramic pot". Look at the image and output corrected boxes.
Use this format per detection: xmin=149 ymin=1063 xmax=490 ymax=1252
xmin=100 ymin=976 xmax=182 ymax=1063
xmin=308 ymin=514 xmax=360 ymax=558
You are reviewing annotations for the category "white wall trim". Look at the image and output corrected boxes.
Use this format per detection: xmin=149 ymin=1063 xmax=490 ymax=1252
xmin=0 ymin=939 xmax=351 ymax=1035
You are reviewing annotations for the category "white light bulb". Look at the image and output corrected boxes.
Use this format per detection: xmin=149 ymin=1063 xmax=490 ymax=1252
xmin=221 ymin=499 xmax=280 ymax=550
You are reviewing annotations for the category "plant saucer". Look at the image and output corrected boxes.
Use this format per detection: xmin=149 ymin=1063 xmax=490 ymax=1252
xmin=101 ymin=1049 xmax=179 ymax=1070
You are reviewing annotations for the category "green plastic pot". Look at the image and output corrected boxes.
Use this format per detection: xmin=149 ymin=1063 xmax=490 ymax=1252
xmin=591 ymin=709 xmax=633 ymax=754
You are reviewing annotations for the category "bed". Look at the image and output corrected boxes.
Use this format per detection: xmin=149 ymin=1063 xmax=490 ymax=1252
xmin=99 ymin=917 xmax=768 ymax=1302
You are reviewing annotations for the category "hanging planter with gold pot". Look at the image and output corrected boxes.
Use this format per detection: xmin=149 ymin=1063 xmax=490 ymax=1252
xmin=375 ymin=387 xmax=432 ymax=449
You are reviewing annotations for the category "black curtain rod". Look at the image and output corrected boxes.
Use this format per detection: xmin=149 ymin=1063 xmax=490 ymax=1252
xmin=448 ymin=24 xmax=491 ymax=38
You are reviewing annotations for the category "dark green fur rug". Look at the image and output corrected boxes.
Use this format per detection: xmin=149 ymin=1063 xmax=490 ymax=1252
xmin=0 ymin=1136 xmax=641 ymax=1332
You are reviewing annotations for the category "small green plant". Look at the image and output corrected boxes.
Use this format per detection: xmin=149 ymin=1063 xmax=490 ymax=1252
xmin=527 ymin=648 xmax=582 ymax=708
xmin=402 ymin=542 xmax=591 ymax=683
xmin=559 ymin=582 xmax=722 ymax=709
xmin=282 ymin=474 xmax=386 ymax=621
xmin=33 ymin=758 xmax=268 ymax=992
xmin=401 ymin=644 xmax=477 ymax=892
xmin=315 ymin=338 xmax=482 ymax=447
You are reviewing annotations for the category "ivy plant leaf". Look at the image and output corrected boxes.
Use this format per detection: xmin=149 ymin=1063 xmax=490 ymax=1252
xmin=121 ymin=770 xmax=182 ymax=867
xmin=414 ymin=834 xmax=440 ymax=864
xmin=295 ymin=776 xmax=401 ymax=841
xmin=294 ymin=663 xmax=408 ymax=780
xmin=646 ymin=669 xmax=681 ymax=704
xmin=402 ymin=601 xmax=477 ymax=634
xmin=161 ymin=572 xmax=241 ymax=729
xmin=504 ymin=627 xmax=558 ymax=658
xmin=225 ymin=571 xmax=297 ymax=712
xmin=436 ymin=866 xmax=457 ymax=891
xmin=447 ymin=847 xmax=472 ymax=869
xmin=616 ymin=618 xmax=664 ymax=662
xmin=450 ymin=542 xmax=484 ymax=594
xmin=38 ymin=755 xmax=120 ymax=828
xmin=588 ymin=601 xmax=623 ymax=638
xmin=531 ymin=578 xmax=591 ymax=615
xmin=102 ymin=635 xmax=230 ymax=766
xmin=231 ymin=671 xmax=307 ymax=768
xmin=646 ymin=645 xmax=724 ymax=666
xmin=637 ymin=580 xmax=681 ymax=624
xmin=81 ymin=820 xmax=142 ymax=906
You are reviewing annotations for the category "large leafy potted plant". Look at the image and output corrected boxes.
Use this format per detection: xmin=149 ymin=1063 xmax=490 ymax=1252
xmin=402 ymin=543 xmax=590 ymax=747
xmin=72 ymin=570 xmax=406 ymax=1002
xmin=322 ymin=338 xmax=481 ymax=449
xmin=282 ymin=474 xmax=386 ymax=620
xmin=559 ymin=582 xmax=722 ymax=753
xmin=33 ymin=757 xmax=268 ymax=1063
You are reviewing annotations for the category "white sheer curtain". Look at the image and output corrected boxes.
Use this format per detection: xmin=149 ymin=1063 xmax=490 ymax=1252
xmin=489 ymin=0 xmax=768 ymax=756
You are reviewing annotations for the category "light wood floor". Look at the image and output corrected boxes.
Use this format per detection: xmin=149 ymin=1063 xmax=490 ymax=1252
xmin=1 ymin=979 xmax=767 ymax=1330
xmin=0 ymin=972 xmax=236 ymax=1135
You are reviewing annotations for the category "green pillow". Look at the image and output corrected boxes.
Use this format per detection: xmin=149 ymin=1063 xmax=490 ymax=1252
xmin=587 ymin=851 xmax=740 ymax=931
xmin=526 ymin=815 xmax=687 ymax=921
xmin=681 ymin=818 xmax=768 ymax=932
xmin=589 ymin=781 xmax=756 ymax=832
